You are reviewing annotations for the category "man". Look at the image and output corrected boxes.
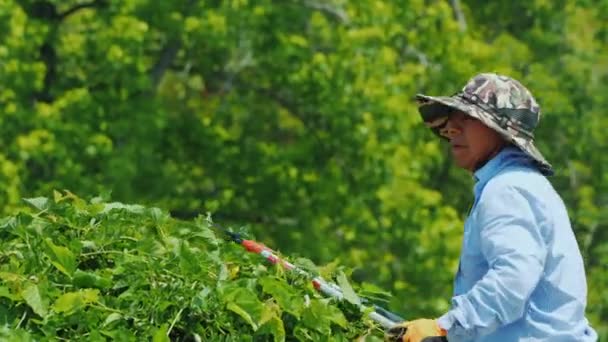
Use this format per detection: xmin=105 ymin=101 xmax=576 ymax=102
xmin=386 ymin=73 xmax=598 ymax=342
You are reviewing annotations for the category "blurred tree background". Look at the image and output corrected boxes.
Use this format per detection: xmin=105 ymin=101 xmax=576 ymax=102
xmin=0 ymin=0 xmax=606 ymax=338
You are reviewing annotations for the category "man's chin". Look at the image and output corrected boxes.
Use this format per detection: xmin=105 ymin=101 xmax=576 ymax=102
xmin=452 ymin=156 xmax=474 ymax=171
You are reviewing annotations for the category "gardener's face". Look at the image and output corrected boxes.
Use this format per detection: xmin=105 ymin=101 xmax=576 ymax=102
xmin=440 ymin=111 xmax=506 ymax=171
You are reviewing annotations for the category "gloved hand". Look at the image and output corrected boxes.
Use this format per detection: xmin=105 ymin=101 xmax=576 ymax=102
xmin=385 ymin=319 xmax=447 ymax=342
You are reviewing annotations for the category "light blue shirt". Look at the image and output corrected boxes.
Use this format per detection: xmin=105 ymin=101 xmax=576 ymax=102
xmin=437 ymin=147 xmax=597 ymax=341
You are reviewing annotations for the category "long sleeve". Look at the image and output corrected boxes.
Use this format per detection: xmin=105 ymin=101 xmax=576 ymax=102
xmin=438 ymin=184 xmax=547 ymax=341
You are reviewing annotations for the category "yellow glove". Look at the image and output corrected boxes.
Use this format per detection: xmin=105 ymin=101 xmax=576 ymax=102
xmin=385 ymin=319 xmax=447 ymax=342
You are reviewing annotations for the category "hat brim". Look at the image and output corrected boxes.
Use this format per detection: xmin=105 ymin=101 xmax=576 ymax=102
xmin=416 ymin=94 xmax=554 ymax=176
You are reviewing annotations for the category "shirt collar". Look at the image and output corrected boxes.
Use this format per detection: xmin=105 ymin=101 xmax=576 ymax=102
xmin=473 ymin=146 xmax=530 ymax=198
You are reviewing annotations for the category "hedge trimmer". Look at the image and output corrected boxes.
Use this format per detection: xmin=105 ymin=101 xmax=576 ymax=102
xmin=213 ymin=224 xmax=448 ymax=342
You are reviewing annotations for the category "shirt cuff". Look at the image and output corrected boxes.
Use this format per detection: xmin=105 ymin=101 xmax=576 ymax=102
xmin=437 ymin=304 xmax=467 ymax=331
xmin=437 ymin=311 xmax=455 ymax=331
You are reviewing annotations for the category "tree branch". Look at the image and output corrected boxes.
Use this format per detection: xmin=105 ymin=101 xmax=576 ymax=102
xmin=150 ymin=39 xmax=182 ymax=89
xmin=582 ymin=222 xmax=598 ymax=262
xmin=289 ymin=0 xmax=349 ymax=23
xmin=24 ymin=0 xmax=108 ymax=102
xmin=59 ymin=0 xmax=107 ymax=20
xmin=148 ymin=0 xmax=199 ymax=90
xmin=448 ymin=0 xmax=467 ymax=32
xmin=249 ymin=85 xmax=326 ymax=141
xmin=35 ymin=41 xmax=57 ymax=102
xmin=231 ymin=78 xmax=333 ymax=167
xmin=403 ymin=46 xmax=430 ymax=67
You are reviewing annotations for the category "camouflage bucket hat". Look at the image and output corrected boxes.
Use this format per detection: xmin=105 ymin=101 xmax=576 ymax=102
xmin=416 ymin=73 xmax=553 ymax=176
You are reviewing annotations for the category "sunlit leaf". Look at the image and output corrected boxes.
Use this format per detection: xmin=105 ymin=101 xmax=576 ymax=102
xmin=53 ymin=289 xmax=99 ymax=314
xmin=21 ymin=283 xmax=47 ymax=318
xmin=44 ymin=239 xmax=77 ymax=277
xmin=336 ymin=271 xmax=361 ymax=305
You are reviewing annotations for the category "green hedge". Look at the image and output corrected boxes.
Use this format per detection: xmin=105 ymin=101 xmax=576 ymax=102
xmin=0 ymin=192 xmax=387 ymax=341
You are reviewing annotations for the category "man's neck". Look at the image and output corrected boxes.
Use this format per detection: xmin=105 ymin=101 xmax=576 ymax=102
xmin=471 ymin=142 xmax=508 ymax=173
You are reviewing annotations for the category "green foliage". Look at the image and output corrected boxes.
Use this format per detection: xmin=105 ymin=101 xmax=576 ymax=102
xmin=0 ymin=194 xmax=384 ymax=340
xmin=0 ymin=0 xmax=606 ymax=339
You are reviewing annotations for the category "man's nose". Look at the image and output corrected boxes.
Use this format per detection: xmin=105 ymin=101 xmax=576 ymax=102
xmin=440 ymin=119 xmax=462 ymax=139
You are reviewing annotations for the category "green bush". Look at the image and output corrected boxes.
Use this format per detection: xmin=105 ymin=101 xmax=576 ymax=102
xmin=0 ymin=192 xmax=386 ymax=341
